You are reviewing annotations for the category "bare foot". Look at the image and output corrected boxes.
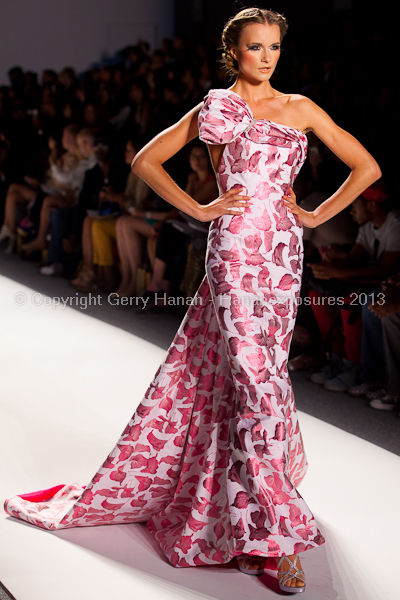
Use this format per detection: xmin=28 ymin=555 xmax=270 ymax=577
xmin=236 ymin=554 xmax=266 ymax=575
xmin=22 ymin=240 xmax=46 ymax=255
xmin=278 ymin=554 xmax=305 ymax=589
xmin=71 ymin=276 xmax=93 ymax=288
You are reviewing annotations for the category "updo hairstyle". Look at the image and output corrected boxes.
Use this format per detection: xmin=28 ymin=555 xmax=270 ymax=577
xmin=221 ymin=7 xmax=287 ymax=75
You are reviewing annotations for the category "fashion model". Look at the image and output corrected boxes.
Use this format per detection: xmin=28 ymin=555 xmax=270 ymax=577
xmin=4 ymin=8 xmax=380 ymax=594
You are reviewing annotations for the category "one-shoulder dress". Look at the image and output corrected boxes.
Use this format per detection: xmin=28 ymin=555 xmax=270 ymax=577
xmin=4 ymin=89 xmax=325 ymax=567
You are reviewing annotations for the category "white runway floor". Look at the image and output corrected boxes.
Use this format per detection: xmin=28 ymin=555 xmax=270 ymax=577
xmin=1 ymin=273 xmax=399 ymax=600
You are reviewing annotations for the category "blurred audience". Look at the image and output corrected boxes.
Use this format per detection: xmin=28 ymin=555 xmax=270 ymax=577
xmin=0 ymin=20 xmax=398 ymax=413
xmin=21 ymin=124 xmax=94 ymax=256
xmin=142 ymin=141 xmax=217 ymax=310
xmin=307 ymin=182 xmax=400 ymax=392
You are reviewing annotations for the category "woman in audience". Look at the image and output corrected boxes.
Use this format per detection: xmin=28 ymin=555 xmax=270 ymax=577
xmin=20 ymin=125 xmax=93 ymax=256
xmin=0 ymin=128 xmax=70 ymax=254
xmin=142 ymin=141 xmax=217 ymax=307
xmin=112 ymin=191 xmax=177 ymax=300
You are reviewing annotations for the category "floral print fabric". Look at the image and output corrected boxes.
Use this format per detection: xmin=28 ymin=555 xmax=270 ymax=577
xmin=4 ymin=88 xmax=325 ymax=565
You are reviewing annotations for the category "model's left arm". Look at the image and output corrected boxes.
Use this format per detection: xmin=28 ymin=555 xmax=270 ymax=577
xmin=283 ymin=97 xmax=382 ymax=228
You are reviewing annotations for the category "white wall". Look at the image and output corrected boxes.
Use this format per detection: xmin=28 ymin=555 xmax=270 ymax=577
xmin=0 ymin=0 xmax=174 ymax=84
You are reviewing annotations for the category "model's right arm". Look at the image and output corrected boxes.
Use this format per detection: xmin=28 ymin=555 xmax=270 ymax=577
xmin=131 ymin=103 xmax=250 ymax=222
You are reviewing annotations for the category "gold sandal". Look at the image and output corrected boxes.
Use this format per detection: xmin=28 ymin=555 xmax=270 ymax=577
xmin=71 ymin=265 xmax=95 ymax=289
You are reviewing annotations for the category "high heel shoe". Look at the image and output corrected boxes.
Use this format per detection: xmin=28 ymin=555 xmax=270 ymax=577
xmin=0 ymin=224 xmax=12 ymax=242
xmin=4 ymin=234 xmax=16 ymax=254
xmin=277 ymin=555 xmax=306 ymax=593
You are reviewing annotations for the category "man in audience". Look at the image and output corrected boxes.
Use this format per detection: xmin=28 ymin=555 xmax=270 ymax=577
xmin=308 ymin=182 xmax=400 ymax=392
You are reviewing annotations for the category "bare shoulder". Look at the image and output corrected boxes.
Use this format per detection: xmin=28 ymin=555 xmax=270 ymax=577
xmin=286 ymin=94 xmax=318 ymax=109
xmin=285 ymin=94 xmax=337 ymax=134
xmin=283 ymin=95 xmax=380 ymax=175
xmin=285 ymin=93 xmax=309 ymax=104
xmin=286 ymin=94 xmax=320 ymax=116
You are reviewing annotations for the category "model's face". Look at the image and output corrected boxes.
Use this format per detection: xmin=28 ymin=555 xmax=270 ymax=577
xmin=350 ymin=198 xmax=371 ymax=224
xmin=231 ymin=22 xmax=281 ymax=82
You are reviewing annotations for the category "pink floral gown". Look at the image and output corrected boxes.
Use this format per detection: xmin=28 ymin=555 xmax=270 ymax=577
xmin=4 ymin=89 xmax=325 ymax=566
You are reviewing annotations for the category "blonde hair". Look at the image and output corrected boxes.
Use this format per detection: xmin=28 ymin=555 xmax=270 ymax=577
xmin=221 ymin=7 xmax=287 ymax=75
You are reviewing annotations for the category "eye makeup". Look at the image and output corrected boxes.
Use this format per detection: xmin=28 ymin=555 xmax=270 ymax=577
xmin=246 ymin=43 xmax=281 ymax=51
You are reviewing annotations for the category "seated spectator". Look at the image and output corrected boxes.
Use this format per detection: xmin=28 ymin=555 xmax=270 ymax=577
xmin=0 ymin=129 xmax=66 ymax=253
xmin=112 ymin=198 xmax=175 ymax=299
xmin=141 ymin=141 xmax=218 ymax=308
xmin=288 ymin=158 xmax=358 ymax=372
xmin=70 ymin=138 xmax=152 ymax=292
xmin=308 ymin=181 xmax=400 ymax=392
xmin=66 ymin=136 xmax=128 ymax=288
xmin=21 ymin=125 xmax=95 ymax=255
xmin=39 ymin=128 xmax=97 ymax=277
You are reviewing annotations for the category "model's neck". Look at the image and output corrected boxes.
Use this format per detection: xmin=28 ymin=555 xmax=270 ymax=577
xmin=230 ymin=79 xmax=278 ymax=103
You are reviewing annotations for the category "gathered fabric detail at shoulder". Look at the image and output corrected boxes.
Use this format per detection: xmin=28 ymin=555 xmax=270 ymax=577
xmin=198 ymin=89 xmax=308 ymax=161
xmin=198 ymin=89 xmax=253 ymax=145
